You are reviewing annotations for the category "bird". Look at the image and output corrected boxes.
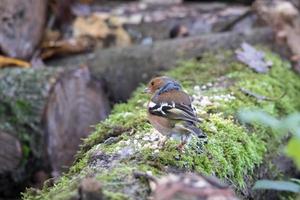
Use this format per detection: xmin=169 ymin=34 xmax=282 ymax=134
xmin=144 ymin=76 xmax=206 ymax=151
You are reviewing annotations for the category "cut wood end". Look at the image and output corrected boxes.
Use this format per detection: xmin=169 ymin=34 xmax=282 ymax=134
xmin=44 ymin=67 xmax=111 ymax=176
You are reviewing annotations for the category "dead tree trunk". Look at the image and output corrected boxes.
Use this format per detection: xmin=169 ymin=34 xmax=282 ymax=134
xmin=0 ymin=67 xmax=110 ymax=197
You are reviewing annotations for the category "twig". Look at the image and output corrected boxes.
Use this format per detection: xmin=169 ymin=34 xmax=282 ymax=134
xmin=219 ymin=10 xmax=252 ymax=32
xmin=240 ymin=87 xmax=286 ymax=101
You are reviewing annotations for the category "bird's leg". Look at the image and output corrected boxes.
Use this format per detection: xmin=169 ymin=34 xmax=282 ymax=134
xmin=177 ymin=135 xmax=187 ymax=152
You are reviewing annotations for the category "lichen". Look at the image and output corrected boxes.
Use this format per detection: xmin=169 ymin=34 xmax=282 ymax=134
xmin=24 ymin=50 xmax=300 ymax=200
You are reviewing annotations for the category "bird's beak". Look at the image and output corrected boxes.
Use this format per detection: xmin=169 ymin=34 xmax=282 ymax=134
xmin=144 ymin=87 xmax=151 ymax=93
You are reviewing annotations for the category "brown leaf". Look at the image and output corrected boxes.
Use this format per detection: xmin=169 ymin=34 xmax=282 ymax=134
xmin=110 ymin=27 xmax=132 ymax=47
xmin=42 ymin=29 xmax=61 ymax=45
xmin=41 ymin=36 xmax=95 ymax=59
xmin=73 ymin=14 xmax=110 ymax=39
xmin=236 ymin=42 xmax=272 ymax=73
xmin=0 ymin=55 xmax=30 ymax=68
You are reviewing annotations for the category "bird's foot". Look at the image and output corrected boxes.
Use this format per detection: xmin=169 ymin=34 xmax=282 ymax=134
xmin=176 ymin=143 xmax=186 ymax=153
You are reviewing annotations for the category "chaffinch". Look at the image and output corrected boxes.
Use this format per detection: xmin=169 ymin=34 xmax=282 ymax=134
xmin=145 ymin=76 xmax=206 ymax=150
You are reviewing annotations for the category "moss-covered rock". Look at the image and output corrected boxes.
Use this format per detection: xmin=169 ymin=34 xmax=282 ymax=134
xmin=23 ymin=49 xmax=300 ymax=200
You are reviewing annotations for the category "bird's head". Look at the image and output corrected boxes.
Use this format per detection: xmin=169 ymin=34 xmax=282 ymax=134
xmin=144 ymin=76 xmax=181 ymax=94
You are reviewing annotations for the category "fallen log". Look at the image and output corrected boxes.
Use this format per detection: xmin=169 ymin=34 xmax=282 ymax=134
xmin=0 ymin=67 xmax=110 ymax=197
xmin=1 ymin=28 xmax=272 ymax=197
xmin=123 ymin=3 xmax=251 ymax=41
xmin=48 ymin=28 xmax=273 ymax=102
xmin=25 ymin=48 xmax=300 ymax=200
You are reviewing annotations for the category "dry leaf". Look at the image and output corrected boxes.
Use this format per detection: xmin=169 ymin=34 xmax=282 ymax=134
xmin=42 ymin=29 xmax=61 ymax=45
xmin=236 ymin=42 xmax=272 ymax=73
xmin=0 ymin=55 xmax=30 ymax=68
xmin=73 ymin=14 xmax=110 ymax=39
xmin=41 ymin=36 xmax=95 ymax=59
xmin=104 ymin=16 xmax=131 ymax=47
xmin=111 ymin=27 xmax=132 ymax=47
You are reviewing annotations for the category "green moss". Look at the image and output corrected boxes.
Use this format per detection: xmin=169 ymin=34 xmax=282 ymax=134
xmin=223 ymin=52 xmax=300 ymax=116
xmin=69 ymin=153 xmax=89 ymax=174
xmin=139 ymin=114 xmax=266 ymax=188
xmin=96 ymin=165 xmax=131 ymax=182
xmin=103 ymin=191 xmax=130 ymax=200
xmin=24 ymin=50 xmax=300 ymax=200
xmin=78 ymin=87 xmax=151 ymax=159
xmin=23 ymin=176 xmax=79 ymax=200
xmin=168 ymin=52 xmax=240 ymax=89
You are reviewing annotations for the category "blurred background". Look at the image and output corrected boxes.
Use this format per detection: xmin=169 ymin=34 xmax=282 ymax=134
xmin=0 ymin=0 xmax=299 ymax=199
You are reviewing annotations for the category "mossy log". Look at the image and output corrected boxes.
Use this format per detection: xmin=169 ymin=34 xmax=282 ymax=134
xmin=48 ymin=28 xmax=273 ymax=102
xmin=0 ymin=67 xmax=110 ymax=197
xmin=24 ymin=49 xmax=300 ymax=200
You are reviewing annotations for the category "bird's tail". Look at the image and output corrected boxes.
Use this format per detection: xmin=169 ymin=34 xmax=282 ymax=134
xmin=174 ymin=121 xmax=207 ymax=139
xmin=188 ymin=125 xmax=206 ymax=138
xmin=183 ymin=122 xmax=206 ymax=139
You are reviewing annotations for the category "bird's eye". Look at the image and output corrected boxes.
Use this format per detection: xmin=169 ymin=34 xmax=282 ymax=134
xmin=151 ymin=81 xmax=154 ymax=86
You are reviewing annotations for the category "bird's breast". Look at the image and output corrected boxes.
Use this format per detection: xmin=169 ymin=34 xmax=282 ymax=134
xmin=147 ymin=113 xmax=173 ymax=135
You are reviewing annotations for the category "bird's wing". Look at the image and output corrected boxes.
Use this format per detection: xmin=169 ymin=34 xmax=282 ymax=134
xmin=148 ymin=100 xmax=200 ymax=123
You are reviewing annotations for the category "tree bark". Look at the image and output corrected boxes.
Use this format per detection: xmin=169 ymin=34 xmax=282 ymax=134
xmin=0 ymin=132 xmax=22 ymax=173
